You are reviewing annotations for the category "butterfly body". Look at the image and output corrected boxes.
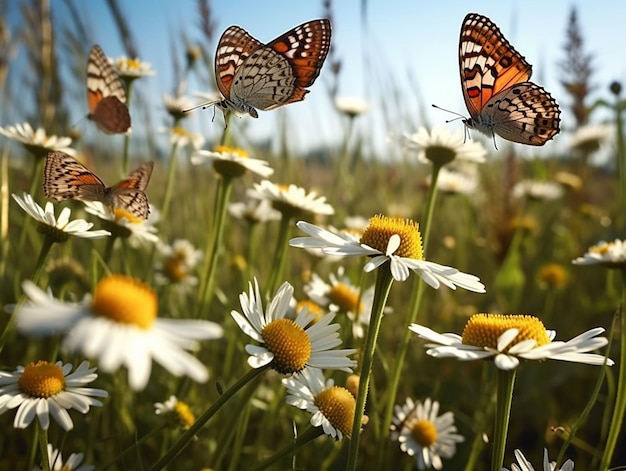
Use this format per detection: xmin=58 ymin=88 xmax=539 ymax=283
xmin=86 ymin=45 xmax=132 ymax=134
xmin=44 ymin=151 xmax=153 ymax=220
xmin=459 ymin=13 xmax=560 ymax=145
xmin=214 ymin=19 xmax=331 ymax=118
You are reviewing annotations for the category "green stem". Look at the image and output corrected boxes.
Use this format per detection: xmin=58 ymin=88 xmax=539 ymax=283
xmin=598 ymin=268 xmax=626 ymax=470
xmin=264 ymin=215 xmax=293 ymax=299
xmin=160 ymin=140 xmax=180 ymax=222
xmin=37 ymin=422 xmax=50 ymax=471
xmin=148 ymin=365 xmax=268 ymax=471
xmin=246 ymin=426 xmax=324 ymax=471
xmin=346 ymin=264 xmax=394 ymax=471
xmin=19 ymin=157 xmax=45 ymax=248
xmin=614 ymin=95 xmax=626 ymax=215
xmin=121 ymin=81 xmax=135 ymax=176
xmin=492 ymin=368 xmax=516 ymax=471
xmin=333 ymin=116 xmax=356 ymax=204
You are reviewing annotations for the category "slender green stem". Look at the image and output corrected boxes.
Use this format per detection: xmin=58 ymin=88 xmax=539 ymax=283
xmin=19 ymin=157 xmax=45 ymax=248
xmin=333 ymin=116 xmax=356 ymax=204
xmin=599 ymin=268 xmax=626 ymax=470
xmin=492 ymin=368 xmax=516 ymax=471
xmin=420 ymin=163 xmax=442 ymax=254
xmin=37 ymin=422 xmax=50 ymax=471
xmin=160 ymin=140 xmax=180 ymax=222
xmin=247 ymin=426 xmax=324 ymax=471
xmin=264 ymin=215 xmax=293 ymax=299
xmin=148 ymin=365 xmax=268 ymax=471
xmin=614 ymin=95 xmax=626 ymax=214
xmin=121 ymin=81 xmax=135 ymax=176
xmin=346 ymin=264 xmax=394 ymax=471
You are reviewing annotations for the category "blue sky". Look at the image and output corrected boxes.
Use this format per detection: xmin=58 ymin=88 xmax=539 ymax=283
xmin=7 ymin=1 xmax=626 ymax=156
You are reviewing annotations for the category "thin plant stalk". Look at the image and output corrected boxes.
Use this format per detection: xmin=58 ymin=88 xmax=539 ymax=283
xmin=159 ymin=140 xmax=180 ymax=222
xmin=264 ymin=215 xmax=293 ymax=299
xmin=492 ymin=368 xmax=516 ymax=471
xmin=246 ymin=426 xmax=324 ymax=471
xmin=120 ymin=81 xmax=135 ymax=176
xmin=36 ymin=422 xmax=50 ymax=471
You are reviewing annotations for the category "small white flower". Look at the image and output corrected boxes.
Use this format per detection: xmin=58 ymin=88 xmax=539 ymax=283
xmin=163 ymin=93 xmax=196 ymax=119
xmin=405 ymin=126 xmax=487 ymax=164
xmin=335 ymin=96 xmax=370 ymax=117
xmin=430 ymin=167 xmax=478 ymax=194
xmin=573 ymin=239 xmax=626 ymax=266
xmin=230 ymin=278 xmax=357 ymax=374
xmin=83 ymin=201 xmax=159 ymax=247
xmin=569 ymin=123 xmax=613 ymax=153
xmin=109 ymin=56 xmax=155 ymax=79
xmin=154 ymin=239 xmax=202 ymax=289
xmin=0 ymin=122 xmax=76 ymax=156
xmin=154 ymin=395 xmax=179 ymax=415
xmin=34 ymin=443 xmax=94 ymax=471
xmin=0 ymin=360 xmax=107 ymax=431
xmin=160 ymin=125 xmax=205 ymax=150
xmin=512 ymin=180 xmax=564 ymax=200
xmin=192 ymin=146 xmax=274 ymax=178
xmin=12 ymin=193 xmax=111 ymax=240
xmin=228 ymin=198 xmax=281 ymax=223
xmin=249 ymin=181 xmax=334 ymax=216
xmin=504 ymin=448 xmax=574 ymax=471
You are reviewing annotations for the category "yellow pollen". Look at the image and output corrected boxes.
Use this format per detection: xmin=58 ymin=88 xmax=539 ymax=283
xmin=18 ymin=361 xmax=65 ymax=398
xmin=410 ymin=419 xmax=438 ymax=447
xmin=165 ymin=257 xmax=187 ymax=282
xmin=360 ymin=214 xmax=423 ymax=259
xmin=589 ymin=242 xmax=611 ymax=255
xmin=172 ymin=126 xmax=191 ymax=138
xmin=261 ymin=318 xmax=312 ymax=374
xmin=461 ymin=314 xmax=550 ymax=350
xmin=121 ymin=58 xmax=141 ymax=70
xmin=538 ymin=263 xmax=568 ymax=289
xmin=215 ymin=145 xmax=249 ymax=158
xmin=296 ymin=300 xmax=324 ymax=323
xmin=174 ymin=401 xmax=196 ymax=429
xmin=327 ymin=284 xmax=362 ymax=314
xmin=114 ymin=207 xmax=143 ymax=224
xmin=91 ymin=275 xmax=157 ymax=329
xmin=314 ymin=386 xmax=356 ymax=438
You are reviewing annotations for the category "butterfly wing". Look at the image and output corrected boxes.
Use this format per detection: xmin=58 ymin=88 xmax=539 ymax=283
xmin=44 ymin=151 xmax=106 ymax=202
xmin=87 ymin=45 xmax=131 ymax=134
xmin=105 ymin=162 xmax=154 ymax=220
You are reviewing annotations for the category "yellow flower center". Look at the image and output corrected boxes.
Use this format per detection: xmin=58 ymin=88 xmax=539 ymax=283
xmin=174 ymin=401 xmax=196 ymax=429
xmin=314 ymin=386 xmax=356 ymax=438
xmin=410 ymin=419 xmax=438 ymax=447
xmin=296 ymin=300 xmax=325 ymax=323
xmin=327 ymin=283 xmax=362 ymax=314
xmin=215 ymin=145 xmax=249 ymax=158
xmin=114 ymin=208 xmax=143 ymax=224
xmin=424 ymin=144 xmax=457 ymax=166
xmin=261 ymin=318 xmax=312 ymax=374
xmin=165 ymin=257 xmax=188 ymax=282
xmin=91 ymin=275 xmax=157 ymax=329
xmin=360 ymin=214 xmax=423 ymax=259
xmin=461 ymin=314 xmax=550 ymax=350
xmin=18 ymin=361 xmax=65 ymax=398
xmin=538 ymin=263 xmax=567 ymax=289
xmin=589 ymin=242 xmax=612 ymax=256
xmin=120 ymin=58 xmax=142 ymax=70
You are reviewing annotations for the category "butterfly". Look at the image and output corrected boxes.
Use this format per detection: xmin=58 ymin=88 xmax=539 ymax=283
xmin=43 ymin=151 xmax=153 ymax=220
xmin=213 ymin=19 xmax=332 ymax=118
xmin=86 ymin=45 xmax=132 ymax=134
xmin=459 ymin=13 xmax=560 ymax=146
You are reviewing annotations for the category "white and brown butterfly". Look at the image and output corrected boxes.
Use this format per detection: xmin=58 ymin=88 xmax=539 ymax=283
xmin=459 ymin=13 xmax=560 ymax=145
xmin=212 ymin=19 xmax=332 ymax=118
xmin=43 ymin=151 xmax=153 ymax=220
xmin=86 ymin=45 xmax=131 ymax=134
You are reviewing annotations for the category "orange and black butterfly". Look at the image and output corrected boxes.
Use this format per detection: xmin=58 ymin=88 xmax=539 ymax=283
xmin=213 ymin=19 xmax=332 ymax=118
xmin=86 ymin=45 xmax=131 ymax=134
xmin=459 ymin=13 xmax=560 ymax=145
xmin=43 ymin=151 xmax=153 ymax=220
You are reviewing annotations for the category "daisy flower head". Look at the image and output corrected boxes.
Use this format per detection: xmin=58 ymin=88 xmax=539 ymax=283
xmin=191 ymin=146 xmax=274 ymax=178
xmin=569 ymin=123 xmax=613 ymax=154
xmin=83 ymin=201 xmax=159 ymax=247
xmin=161 ymin=125 xmax=205 ymax=150
xmin=410 ymin=313 xmax=614 ymax=370
xmin=230 ymin=278 xmax=357 ymax=374
xmin=504 ymin=449 xmax=574 ymax=471
xmin=334 ymin=96 xmax=371 ymax=118
xmin=163 ymin=92 xmax=196 ymax=121
xmin=290 ymin=216 xmax=485 ymax=291
xmin=154 ymin=395 xmax=195 ymax=430
xmin=12 ymin=193 xmax=111 ymax=241
xmin=404 ymin=125 xmax=487 ymax=166
xmin=34 ymin=444 xmax=94 ymax=471
xmin=228 ymin=197 xmax=281 ymax=224
xmin=0 ymin=122 xmax=76 ymax=158
xmin=282 ymin=367 xmax=361 ymax=440
xmin=154 ymin=239 xmax=202 ymax=289
xmin=573 ymin=239 xmax=626 ymax=267
xmin=109 ymin=55 xmax=155 ymax=81
xmin=249 ymin=180 xmax=334 ymax=219
xmin=0 ymin=360 xmax=107 ymax=431
xmin=17 ymin=276 xmax=224 ymax=390
xmin=512 ymin=180 xmax=564 ymax=201
xmin=429 ymin=167 xmax=478 ymax=195
xmin=391 ymin=397 xmax=464 ymax=470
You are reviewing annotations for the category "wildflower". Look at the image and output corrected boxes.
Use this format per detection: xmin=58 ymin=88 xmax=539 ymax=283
xmin=154 ymin=239 xmax=202 ymax=289
xmin=228 ymin=198 xmax=281 ymax=224
xmin=154 ymin=395 xmax=196 ymax=430
xmin=83 ymin=201 xmax=159 ymax=247
xmin=554 ymin=171 xmax=582 ymax=191
xmin=335 ymin=96 xmax=370 ymax=117
xmin=230 ymin=278 xmax=356 ymax=374
xmin=192 ymin=146 xmax=274 ymax=178
xmin=109 ymin=55 xmax=155 ymax=80
xmin=282 ymin=367 xmax=360 ymax=440
xmin=17 ymin=276 xmax=224 ymax=390
xmin=12 ymin=193 xmax=111 ymax=241
xmin=290 ymin=217 xmax=485 ymax=290
xmin=163 ymin=93 xmax=196 ymax=121
xmin=504 ymin=449 xmax=574 ymax=471
xmin=537 ymin=263 xmax=568 ymax=290
xmin=569 ymin=123 xmax=613 ymax=154
xmin=404 ymin=126 xmax=487 ymax=165
xmin=391 ymin=397 xmax=464 ymax=470
xmin=573 ymin=239 xmax=626 ymax=267
xmin=0 ymin=360 xmax=107 ymax=431
xmin=429 ymin=167 xmax=478 ymax=194
xmin=34 ymin=443 xmax=94 ymax=471
xmin=249 ymin=180 xmax=334 ymax=218
xmin=409 ymin=313 xmax=613 ymax=370
xmin=512 ymin=180 xmax=564 ymax=200
xmin=161 ymin=125 xmax=205 ymax=150
xmin=0 ymin=122 xmax=76 ymax=157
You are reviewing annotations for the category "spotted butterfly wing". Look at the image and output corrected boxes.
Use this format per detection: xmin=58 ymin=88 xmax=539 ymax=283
xmin=214 ymin=19 xmax=332 ymax=118
xmin=43 ymin=151 xmax=153 ymax=220
xmin=86 ymin=45 xmax=132 ymax=134
xmin=459 ymin=13 xmax=560 ymax=145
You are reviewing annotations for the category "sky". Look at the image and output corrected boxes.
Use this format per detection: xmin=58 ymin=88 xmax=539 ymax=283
xmin=5 ymin=1 xmax=626 ymax=157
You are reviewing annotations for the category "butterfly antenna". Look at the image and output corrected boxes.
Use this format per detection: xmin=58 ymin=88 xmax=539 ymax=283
xmin=431 ymin=104 xmax=466 ymax=123
xmin=183 ymin=101 xmax=216 ymax=113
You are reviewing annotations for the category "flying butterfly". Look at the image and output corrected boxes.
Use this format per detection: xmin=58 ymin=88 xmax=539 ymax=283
xmin=43 ymin=151 xmax=153 ymax=220
xmin=86 ymin=45 xmax=132 ymax=134
xmin=208 ymin=19 xmax=332 ymax=118
xmin=458 ymin=13 xmax=560 ymax=145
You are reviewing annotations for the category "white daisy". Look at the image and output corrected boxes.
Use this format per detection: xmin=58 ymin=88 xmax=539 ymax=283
xmin=0 ymin=360 xmax=107 ymax=431
xmin=34 ymin=444 xmax=94 ymax=471
xmin=191 ymin=146 xmax=274 ymax=178
xmin=12 ymin=193 xmax=111 ymax=240
xmin=409 ymin=313 xmax=613 ymax=370
xmin=0 ymin=122 xmax=76 ymax=157
xmin=154 ymin=239 xmax=202 ymax=289
xmin=230 ymin=278 xmax=356 ymax=374
xmin=163 ymin=93 xmax=196 ymax=121
xmin=504 ymin=449 xmax=574 ymax=471
xmin=290 ymin=217 xmax=485 ymax=290
xmin=391 ymin=397 xmax=464 ymax=470
xmin=335 ymin=96 xmax=371 ymax=117
xmin=228 ymin=198 xmax=281 ymax=224
xmin=572 ymin=239 xmax=626 ymax=266
xmin=160 ymin=125 xmax=205 ymax=150
xmin=83 ymin=201 xmax=159 ymax=247
xmin=109 ymin=55 xmax=155 ymax=79
xmin=153 ymin=395 xmax=195 ymax=429
xmin=512 ymin=180 xmax=564 ymax=200
xmin=569 ymin=123 xmax=613 ymax=154
xmin=16 ymin=276 xmax=224 ymax=391
xmin=248 ymin=180 xmax=334 ymax=217
xmin=404 ymin=126 xmax=487 ymax=165
xmin=430 ymin=167 xmax=478 ymax=195
xmin=282 ymin=367 xmax=358 ymax=440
